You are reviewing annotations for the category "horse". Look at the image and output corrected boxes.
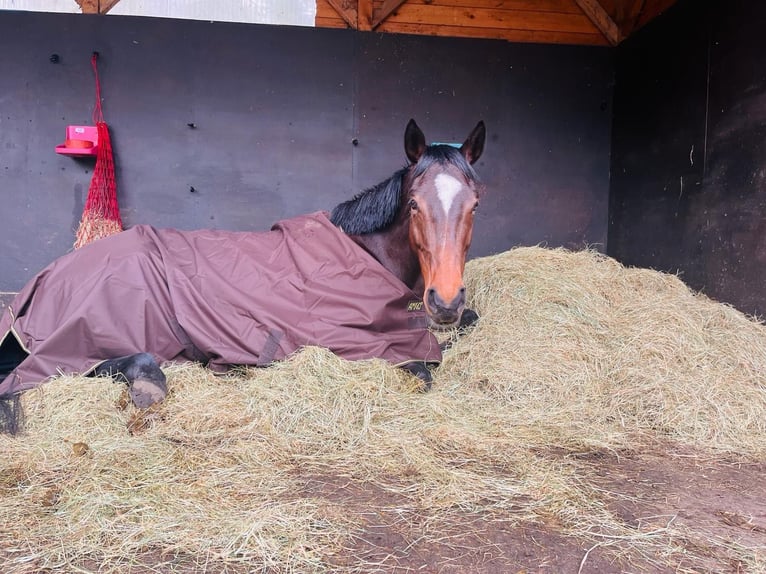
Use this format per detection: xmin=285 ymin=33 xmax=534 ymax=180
xmin=0 ymin=119 xmax=485 ymax=432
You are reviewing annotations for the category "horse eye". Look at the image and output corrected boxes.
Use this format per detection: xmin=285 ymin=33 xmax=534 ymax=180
xmin=472 ymin=201 xmax=479 ymax=213
xmin=409 ymin=199 xmax=419 ymax=212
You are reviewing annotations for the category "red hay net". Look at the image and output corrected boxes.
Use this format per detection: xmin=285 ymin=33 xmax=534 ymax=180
xmin=74 ymin=53 xmax=122 ymax=249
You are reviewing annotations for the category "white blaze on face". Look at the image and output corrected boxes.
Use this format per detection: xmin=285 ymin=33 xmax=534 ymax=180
xmin=434 ymin=173 xmax=463 ymax=216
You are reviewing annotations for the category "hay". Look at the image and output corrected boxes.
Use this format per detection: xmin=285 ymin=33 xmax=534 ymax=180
xmin=73 ymin=214 xmax=122 ymax=249
xmin=449 ymin=247 xmax=766 ymax=455
xmin=1 ymin=246 xmax=765 ymax=572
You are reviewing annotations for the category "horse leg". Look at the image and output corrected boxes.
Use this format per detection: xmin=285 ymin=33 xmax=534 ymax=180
xmin=400 ymin=361 xmax=432 ymax=392
xmin=91 ymin=352 xmax=167 ymax=408
xmin=438 ymin=308 xmax=480 ymax=353
xmin=0 ymin=336 xmax=28 ymax=434
xmin=459 ymin=308 xmax=479 ymax=329
xmin=0 ymin=334 xmax=28 ymax=380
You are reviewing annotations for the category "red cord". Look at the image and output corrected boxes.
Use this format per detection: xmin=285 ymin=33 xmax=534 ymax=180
xmin=91 ymin=52 xmax=104 ymax=124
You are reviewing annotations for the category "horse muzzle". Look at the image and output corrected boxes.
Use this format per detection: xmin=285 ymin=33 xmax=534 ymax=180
xmin=425 ymin=287 xmax=466 ymax=329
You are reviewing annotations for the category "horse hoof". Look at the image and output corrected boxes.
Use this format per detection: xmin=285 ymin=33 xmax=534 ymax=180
xmin=94 ymin=353 xmax=168 ymax=408
xmin=459 ymin=308 xmax=479 ymax=329
xmin=400 ymin=361 xmax=433 ymax=392
xmin=129 ymin=377 xmax=167 ymax=409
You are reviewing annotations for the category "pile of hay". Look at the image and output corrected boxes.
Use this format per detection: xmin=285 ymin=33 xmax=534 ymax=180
xmin=1 ymin=246 xmax=765 ymax=572
xmin=453 ymin=247 xmax=766 ymax=455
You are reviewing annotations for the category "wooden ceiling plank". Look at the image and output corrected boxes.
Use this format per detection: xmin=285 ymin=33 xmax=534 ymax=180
xmin=380 ymin=5 xmax=601 ymax=35
xmin=316 ymin=16 xmax=349 ymax=28
xmin=317 ymin=0 xmax=345 ymax=20
xmin=376 ymin=20 xmax=610 ymax=45
xmin=325 ymin=0 xmax=359 ymax=28
xmin=372 ymin=0 xmax=408 ymax=28
xmin=382 ymin=0 xmax=581 ymax=13
xmin=573 ymin=0 xmax=622 ymax=45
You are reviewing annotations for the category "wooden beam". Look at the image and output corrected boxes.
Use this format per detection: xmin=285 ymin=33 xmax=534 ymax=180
xmin=616 ymin=0 xmax=646 ymax=36
xmin=325 ymin=0 xmax=359 ymax=29
xmin=573 ymin=0 xmax=622 ymax=45
xmin=74 ymin=0 xmax=121 ymax=14
xmin=358 ymin=0 xmax=373 ymax=30
xmin=75 ymin=0 xmax=98 ymax=13
xmin=372 ymin=0 xmax=408 ymax=29
xmin=100 ymin=0 xmax=122 ymax=14
xmin=316 ymin=0 xmax=348 ymax=26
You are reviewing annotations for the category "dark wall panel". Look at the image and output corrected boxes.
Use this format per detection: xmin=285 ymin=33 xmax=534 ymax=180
xmin=0 ymin=12 xmax=355 ymax=294
xmin=610 ymin=0 xmax=766 ymax=316
xmin=608 ymin=0 xmax=709 ymax=277
xmin=702 ymin=0 xmax=766 ymax=314
xmin=0 ymin=11 xmax=613 ymax=293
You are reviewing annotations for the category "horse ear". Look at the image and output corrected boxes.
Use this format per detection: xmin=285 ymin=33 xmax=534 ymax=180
xmin=404 ymin=119 xmax=426 ymax=164
xmin=460 ymin=120 xmax=486 ymax=165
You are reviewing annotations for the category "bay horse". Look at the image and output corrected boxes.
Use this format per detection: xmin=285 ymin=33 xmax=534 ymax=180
xmin=0 ymin=119 xmax=485 ymax=429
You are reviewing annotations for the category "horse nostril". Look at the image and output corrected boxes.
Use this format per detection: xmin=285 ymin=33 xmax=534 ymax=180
xmin=446 ymin=289 xmax=465 ymax=312
xmin=427 ymin=288 xmax=439 ymax=310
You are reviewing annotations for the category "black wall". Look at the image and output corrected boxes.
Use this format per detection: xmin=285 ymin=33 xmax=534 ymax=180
xmin=0 ymin=11 xmax=613 ymax=294
xmin=609 ymin=0 xmax=766 ymax=316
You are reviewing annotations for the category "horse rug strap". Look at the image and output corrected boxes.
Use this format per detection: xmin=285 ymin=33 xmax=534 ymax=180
xmin=0 ymin=212 xmax=441 ymax=395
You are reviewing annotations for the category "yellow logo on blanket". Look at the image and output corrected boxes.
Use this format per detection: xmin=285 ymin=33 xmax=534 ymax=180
xmin=407 ymin=300 xmax=423 ymax=312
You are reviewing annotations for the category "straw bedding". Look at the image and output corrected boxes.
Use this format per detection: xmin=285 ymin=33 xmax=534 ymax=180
xmin=1 ymin=246 xmax=765 ymax=572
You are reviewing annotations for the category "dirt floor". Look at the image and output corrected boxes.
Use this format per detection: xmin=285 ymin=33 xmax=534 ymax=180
xmin=4 ymin=444 xmax=763 ymax=573
xmin=312 ymin=446 xmax=766 ymax=574
xmin=584 ymin=448 xmax=766 ymax=574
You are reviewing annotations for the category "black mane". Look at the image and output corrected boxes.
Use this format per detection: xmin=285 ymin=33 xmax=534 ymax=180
xmin=330 ymin=145 xmax=479 ymax=236
xmin=330 ymin=168 xmax=407 ymax=235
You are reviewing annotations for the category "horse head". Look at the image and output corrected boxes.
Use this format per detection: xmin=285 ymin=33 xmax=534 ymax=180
xmin=330 ymin=119 xmax=486 ymax=331
xmin=403 ymin=119 xmax=486 ymax=329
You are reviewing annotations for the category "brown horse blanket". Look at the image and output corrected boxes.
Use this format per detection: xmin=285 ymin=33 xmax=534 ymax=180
xmin=0 ymin=212 xmax=441 ymax=395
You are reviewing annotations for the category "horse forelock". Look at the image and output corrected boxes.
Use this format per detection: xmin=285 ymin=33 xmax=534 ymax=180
xmin=330 ymin=168 xmax=407 ymax=235
xmin=412 ymin=145 xmax=479 ymax=186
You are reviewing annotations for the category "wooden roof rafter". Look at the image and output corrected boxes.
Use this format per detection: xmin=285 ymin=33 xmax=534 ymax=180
xmin=373 ymin=0 xmax=408 ymax=29
xmin=574 ymin=0 xmax=622 ymax=45
xmin=75 ymin=0 xmax=121 ymax=15
xmin=574 ymin=0 xmax=656 ymax=44
xmin=326 ymin=0 xmax=408 ymax=31
xmin=325 ymin=0 xmax=359 ymax=28
xmin=619 ymin=0 xmax=649 ymax=37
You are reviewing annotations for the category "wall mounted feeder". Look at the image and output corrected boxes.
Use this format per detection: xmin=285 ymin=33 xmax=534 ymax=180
xmin=55 ymin=125 xmax=98 ymax=157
